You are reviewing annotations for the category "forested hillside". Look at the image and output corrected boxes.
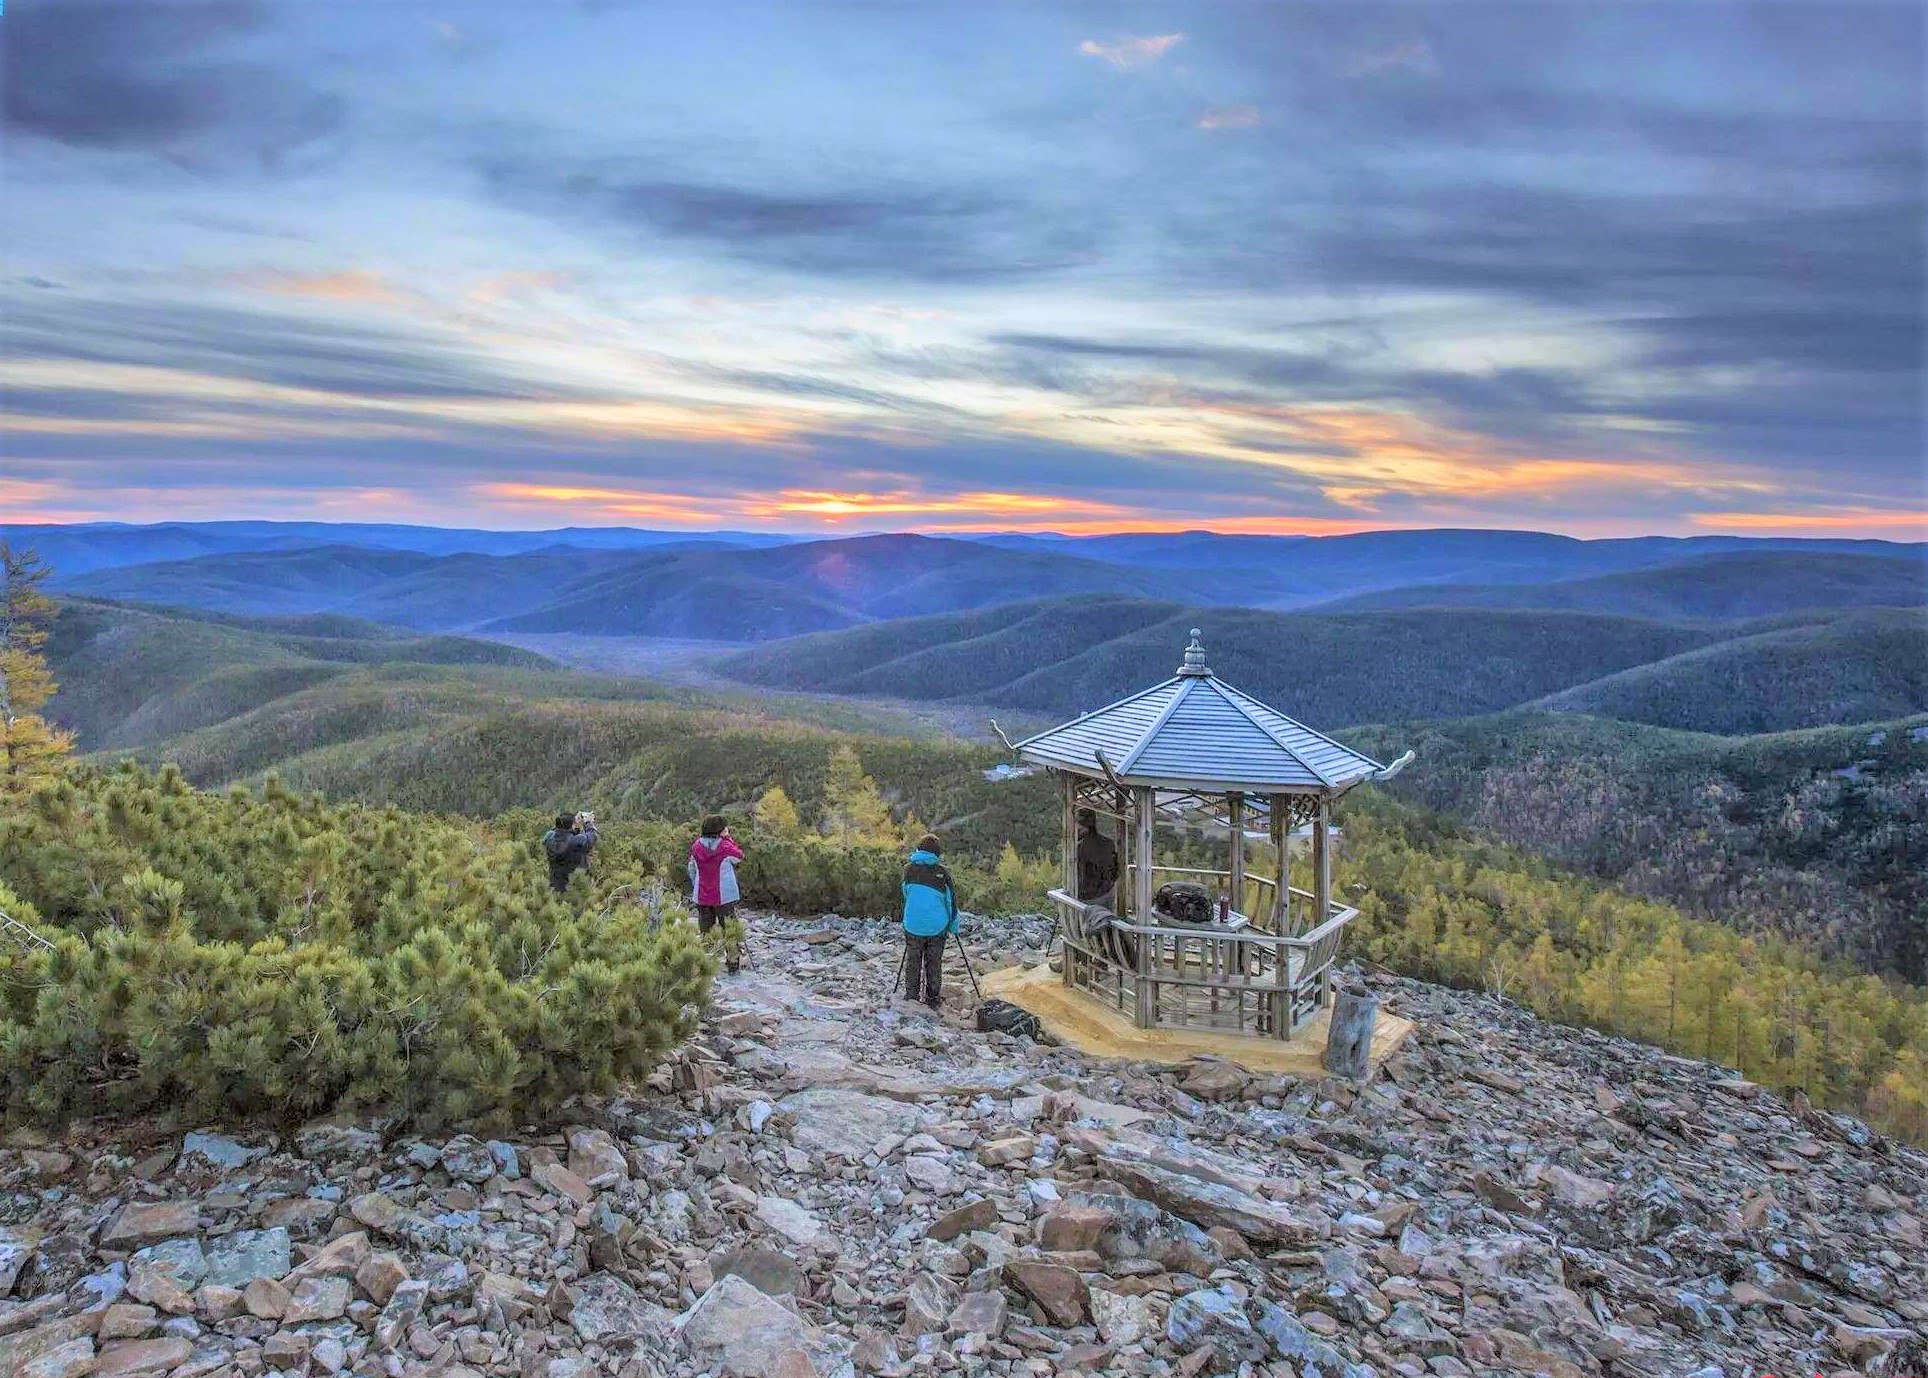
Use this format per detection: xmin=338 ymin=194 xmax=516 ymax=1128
xmin=721 ymin=600 xmax=1926 ymax=734
xmin=1352 ymin=712 xmax=1928 ymax=984
xmin=1526 ymin=608 xmax=1928 ymax=733
xmin=42 ymin=598 xmax=551 ymax=750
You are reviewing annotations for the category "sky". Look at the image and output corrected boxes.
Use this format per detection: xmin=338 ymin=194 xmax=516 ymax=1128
xmin=1 ymin=0 xmax=1923 ymax=538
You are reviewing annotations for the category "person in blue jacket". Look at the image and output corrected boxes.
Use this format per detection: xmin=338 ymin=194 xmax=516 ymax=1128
xmin=901 ymin=833 xmax=958 ymax=1009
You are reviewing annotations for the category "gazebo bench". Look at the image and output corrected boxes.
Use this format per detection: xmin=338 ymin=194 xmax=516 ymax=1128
xmin=1048 ymin=888 xmax=1359 ymax=1037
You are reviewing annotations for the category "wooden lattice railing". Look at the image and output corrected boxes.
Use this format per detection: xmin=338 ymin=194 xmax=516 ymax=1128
xmin=1049 ymin=888 xmax=1356 ymax=1038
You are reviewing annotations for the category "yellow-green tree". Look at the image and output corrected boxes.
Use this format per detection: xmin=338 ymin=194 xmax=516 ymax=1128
xmin=754 ymin=784 xmax=801 ymax=835
xmin=0 ymin=543 xmax=71 ymax=789
xmin=820 ymin=744 xmax=893 ymax=843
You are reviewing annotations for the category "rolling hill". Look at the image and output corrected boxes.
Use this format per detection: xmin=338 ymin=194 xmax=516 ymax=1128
xmin=1346 ymin=710 xmax=1928 ymax=984
xmin=718 ymin=598 xmax=1927 ymax=733
xmin=1526 ymin=607 xmax=1928 ymax=733
xmin=1313 ymin=550 xmax=1926 ymax=618
xmin=42 ymin=598 xmax=553 ymax=751
xmin=717 ymin=596 xmax=1739 ymax=726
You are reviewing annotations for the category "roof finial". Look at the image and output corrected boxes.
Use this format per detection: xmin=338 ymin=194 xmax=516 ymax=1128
xmin=1177 ymin=627 xmax=1211 ymax=677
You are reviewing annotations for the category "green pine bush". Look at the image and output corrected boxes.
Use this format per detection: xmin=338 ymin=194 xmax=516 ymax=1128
xmin=0 ymin=763 xmax=712 ymax=1129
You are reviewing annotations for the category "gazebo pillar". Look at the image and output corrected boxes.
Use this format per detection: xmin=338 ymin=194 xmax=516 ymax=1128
xmin=1132 ymin=784 xmax=1156 ymax=1029
xmin=1227 ymin=792 xmax=1245 ymax=918
xmin=1061 ymin=774 xmax=1078 ymax=897
xmin=1312 ymin=793 xmax=1333 ymax=929
xmin=1269 ymin=793 xmax=1291 ymax=933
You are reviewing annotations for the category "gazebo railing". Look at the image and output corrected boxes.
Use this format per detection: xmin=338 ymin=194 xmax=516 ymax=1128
xmin=1049 ymin=888 xmax=1357 ymax=1038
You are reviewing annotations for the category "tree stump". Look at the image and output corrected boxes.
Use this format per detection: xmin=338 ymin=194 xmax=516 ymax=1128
xmin=1324 ymin=989 xmax=1378 ymax=1080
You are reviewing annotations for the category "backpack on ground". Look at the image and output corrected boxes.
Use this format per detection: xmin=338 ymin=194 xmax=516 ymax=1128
xmin=976 ymin=998 xmax=1044 ymax=1041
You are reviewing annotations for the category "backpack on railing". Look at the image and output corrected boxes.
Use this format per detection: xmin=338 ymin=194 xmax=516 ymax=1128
xmin=1153 ymin=881 xmax=1213 ymax=925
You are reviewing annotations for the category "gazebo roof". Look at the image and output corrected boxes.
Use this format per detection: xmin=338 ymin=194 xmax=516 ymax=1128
xmin=1015 ymin=629 xmax=1386 ymax=793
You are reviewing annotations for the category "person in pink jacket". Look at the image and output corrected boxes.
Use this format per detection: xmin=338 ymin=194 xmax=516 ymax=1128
xmin=688 ymin=814 xmax=746 ymax=973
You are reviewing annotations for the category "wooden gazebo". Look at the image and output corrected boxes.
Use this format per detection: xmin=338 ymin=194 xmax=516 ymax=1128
xmin=1013 ymin=630 xmax=1409 ymax=1039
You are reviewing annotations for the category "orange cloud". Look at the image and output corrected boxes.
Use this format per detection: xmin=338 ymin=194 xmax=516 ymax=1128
xmin=1064 ymin=398 xmax=1768 ymax=506
xmin=482 ymin=482 xmax=1134 ymax=529
xmin=744 ymin=490 xmax=1124 ymax=522
xmin=238 ymin=270 xmax=401 ymax=304
xmin=467 ymin=271 xmax=569 ymax=305
xmin=481 ymin=483 xmax=725 ymax=524
xmin=0 ymin=478 xmax=108 ymax=524
xmin=1079 ymin=33 xmax=1184 ymax=69
xmin=1197 ymin=106 xmax=1261 ymax=131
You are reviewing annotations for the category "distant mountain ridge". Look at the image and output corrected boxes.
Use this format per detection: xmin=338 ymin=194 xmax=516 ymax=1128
xmin=1313 ymin=550 xmax=1926 ymax=619
xmin=61 ymin=534 xmax=1228 ymax=639
xmin=1 ymin=520 xmax=791 ymax=577
xmin=41 ymin=524 xmax=1925 ymax=638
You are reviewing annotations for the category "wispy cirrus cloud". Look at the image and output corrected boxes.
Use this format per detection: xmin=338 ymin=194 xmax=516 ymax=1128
xmin=1078 ymin=33 xmax=1184 ymax=71
xmin=1345 ymin=39 xmax=1435 ymax=78
xmin=236 ymin=270 xmax=403 ymax=305
xmin=1197 ymin=105 xmax=1262 ymax=131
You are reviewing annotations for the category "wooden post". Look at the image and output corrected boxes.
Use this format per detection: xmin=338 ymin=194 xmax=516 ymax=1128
xmin=1270 ymin=794 xmax=1290 ymax=933
xmin=1060 ymin=774 xmax=1077 ymax=987
xmin=1062 ymin=775 xmax=1078 ymax=894
xmin=1227 ymin=792 xmax=1245 ymax=918
xmin=1325 ymin=988 xmax=1378 ymax=1080
xmin=1132 ymin=785 xmax=1155 ymax=1029
xmin=1312 ymin=794 xmax=1332 ymax=934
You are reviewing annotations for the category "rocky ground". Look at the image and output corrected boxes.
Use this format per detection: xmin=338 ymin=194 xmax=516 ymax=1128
xmin=2 ymin=913 xmax=1924 ymax=1378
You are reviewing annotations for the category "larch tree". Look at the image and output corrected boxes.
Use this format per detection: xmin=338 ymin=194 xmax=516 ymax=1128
xmin=820 ymin=744 xmax=893 ymax=843
xmin=754 ymin=784 xmax=801 ymax=835
xmin=0 ymin=543 xmax=72 ymax=789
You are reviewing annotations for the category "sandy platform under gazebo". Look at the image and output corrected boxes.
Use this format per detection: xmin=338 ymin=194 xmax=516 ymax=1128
xmin=982 ymin=961 xmax=1414 ymax=1077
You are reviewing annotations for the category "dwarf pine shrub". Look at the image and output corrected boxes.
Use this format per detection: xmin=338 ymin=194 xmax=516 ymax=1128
xmin=0 ymin=763 xmax=712 ymax=1129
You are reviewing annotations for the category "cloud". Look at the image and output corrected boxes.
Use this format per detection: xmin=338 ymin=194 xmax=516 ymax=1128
xmin=465 ymin=271 xmax=570 ymax=305
xmin=1079 ymin=34 xmax=1185 ymax=71
xmin=1 ymin=0 xmax=343 ymax=169
xmin=0 ymin=294 xmax=562 ymax=402
xmin=237 ymin=271 xmax=403 ymax=305
xmin=479 ymin=156 xmax=1103 ymax=283
xmin=1197 ymin=106 xmax=1262 ymax=131
xmin=479 ymin=481 xmax=1138 ymax=530
xmin=1345 ymin=39 xmax=1436 ymax=78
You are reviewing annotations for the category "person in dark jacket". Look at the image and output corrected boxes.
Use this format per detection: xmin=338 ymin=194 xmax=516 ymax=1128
xmin=900 ymin=833 xmax=958 ymax=1009
xmin=542 ymin=812 xmax=597 ymax=893
xmin=1074 ymin=808 xmax=1121 ymax=904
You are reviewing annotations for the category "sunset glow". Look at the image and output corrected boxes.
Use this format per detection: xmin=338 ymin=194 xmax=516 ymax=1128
xmin=0 ymin=1 xmax=1918 ymax=536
